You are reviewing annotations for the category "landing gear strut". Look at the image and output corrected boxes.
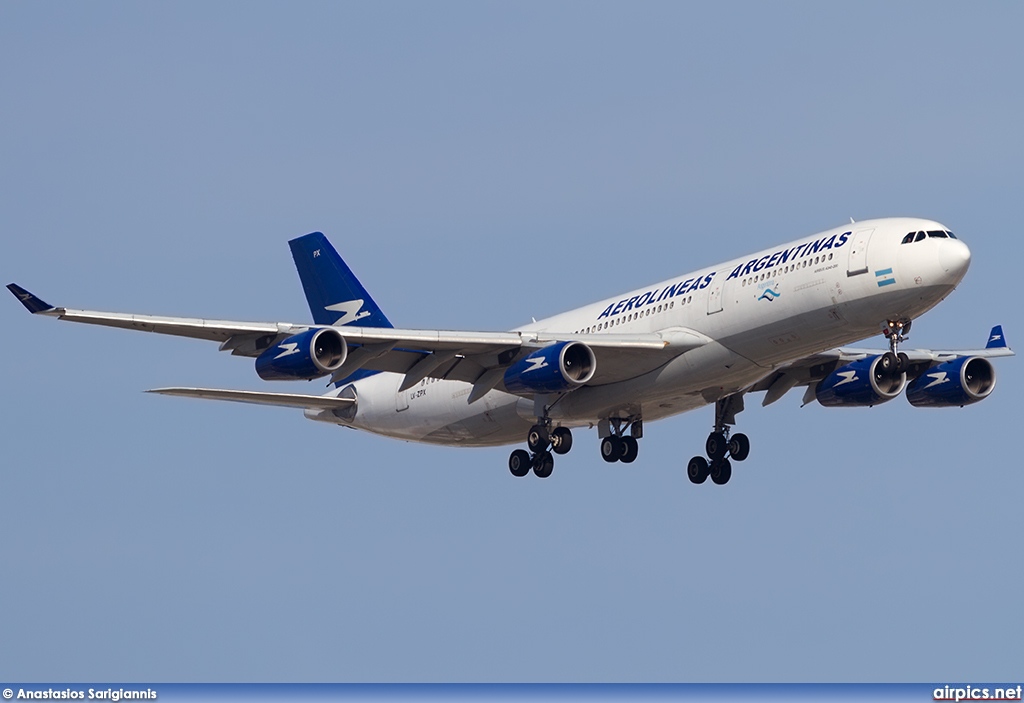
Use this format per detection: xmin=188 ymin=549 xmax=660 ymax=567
xmin=688 ymin=394 xmax=749 ymax=486
xmin=508 ymin=419 xmax=574 ymax=479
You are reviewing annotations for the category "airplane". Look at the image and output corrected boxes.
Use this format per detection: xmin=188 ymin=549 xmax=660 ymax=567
xmin=8 ymin=217 xmax=1014 ymax=484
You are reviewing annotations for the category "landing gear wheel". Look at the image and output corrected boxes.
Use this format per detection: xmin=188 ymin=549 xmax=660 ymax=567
xmin=687 ymin=456 xmax=709 ymax=484
xmin=508 ymin=449 xmax=532 ymax=477
xmin=728 ymin=433 xmax=750 ymax=462
xmin=620 ymin=436 xmax=639 ymax=463
xmin=710 ymin=458 xmax=732 ymax=485
xmin=896 ymin=352 xmax=910 ymax=373
xmin=527 ymin=424 xmax=550 ymax=452
xmin=879 ymin=351 xmax=898 ymax=372
xmin=550 ymin=427 xmax=573 ymax=455
xmin=601 ymin=436 xmax=623 ymax=463
xmin=533 ymin=451 xmax=554 ymax=478
xmin=706 ymin=432 xmax=728 ymax=461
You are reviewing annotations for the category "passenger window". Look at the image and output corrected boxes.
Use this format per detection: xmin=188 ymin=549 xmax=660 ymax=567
xmin=915 ymin=231 xmax=926 ymax=242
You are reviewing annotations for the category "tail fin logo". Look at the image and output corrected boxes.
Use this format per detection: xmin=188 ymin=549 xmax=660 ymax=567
xmin=325 ymin=300 xmax=370 ymax=326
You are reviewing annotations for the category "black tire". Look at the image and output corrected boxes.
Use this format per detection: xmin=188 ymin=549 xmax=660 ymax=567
xmin=728 ymin=433 xmax=750 ymax=462
xmin=527 ymin=424 xmax=549 ymax=452
xmin=687 ymin=456 xmax=709 ymax=484
xmin=508 ymin=449 xmax=531 ymax=477
xmin=620 ymin=436 xmax=639 ymax=463
xmin=897 ymin=352 xmax=910 ymax=373
xmin=710 ymin=458 xmax=732 ymax=485
xmin=533 ymin=451 xmax=554 ymax=478
xmin=706 ymin=432 xmax=728 ymax=461
xmin=601 ymin=436 xmax=622 ymax=463
xmin=879 ymin=352 xmax=897 ymax=373
xmin=551 ymin=427 xmax=573 ymax=455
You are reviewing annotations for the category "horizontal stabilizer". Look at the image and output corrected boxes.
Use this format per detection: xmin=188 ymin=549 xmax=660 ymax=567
xmin=147 ymin=387 xmax=355 ymax=410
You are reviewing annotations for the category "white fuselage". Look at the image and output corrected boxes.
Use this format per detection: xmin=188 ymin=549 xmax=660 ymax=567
xmin=306 ymin=218 xmax=971 ymax=446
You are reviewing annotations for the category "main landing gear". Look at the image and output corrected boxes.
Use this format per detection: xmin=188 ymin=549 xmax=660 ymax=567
xmin=508 ymin=422 xmax=573 ymax=479
xmin=599 ymin=417 xmax=642 ymax=464
xmin=687 ymin=394 xmax=749 ymax=486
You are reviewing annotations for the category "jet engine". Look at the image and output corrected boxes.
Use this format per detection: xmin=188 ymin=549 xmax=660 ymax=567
xmin=255 ymin=328 xmax=348 ymax=381
xmin=906 ymin=356 xmax=996 ymax=407
xmin=503 ymin=341 xmax=597 ymax=394
xmin=815 ymin=353 xmax=907 ymax=407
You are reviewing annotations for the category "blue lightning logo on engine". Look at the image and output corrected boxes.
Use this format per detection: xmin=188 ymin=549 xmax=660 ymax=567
xmin=274 ymin=342 xmax=300 ymax=359
xmin=833 ymin=370 xmax=859 ymax=386
xmin=523 ymin=356 xmax=549 ymax=373
xmin=923 ymin=371 xmax=950 ymax=389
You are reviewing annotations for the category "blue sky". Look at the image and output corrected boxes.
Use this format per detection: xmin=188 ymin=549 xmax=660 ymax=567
xmin=1 ymin=2 xmax=1021 ymax=682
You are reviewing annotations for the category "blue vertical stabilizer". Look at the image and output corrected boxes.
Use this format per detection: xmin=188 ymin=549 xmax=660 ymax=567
xmin=289 ymin=232 xmax=394 ymax=328
xmin=986 ymin=325 xmax=1007 ymax=349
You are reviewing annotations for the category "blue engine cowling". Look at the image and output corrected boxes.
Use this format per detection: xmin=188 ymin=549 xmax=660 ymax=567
xmin=255 ymin=328 xmax=348 ymax=381
xmin=906 ymin=356 xmax=996 ymax=407
xmin=504 ymin=341 xmax=597 ymax=394
xmin=815 ymin=354 xmax=907 ymax=407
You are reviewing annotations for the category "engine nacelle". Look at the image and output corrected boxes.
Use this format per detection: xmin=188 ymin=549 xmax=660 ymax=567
xmin=815 ymin=354 xmax=907 ymax=407
xmin=906 ymin=356 xmax=996 ymax=408
xmin=504 ymin=341 xmax=597 ymax=394
xmin=255 ymin=328 xmax=348 ymax=381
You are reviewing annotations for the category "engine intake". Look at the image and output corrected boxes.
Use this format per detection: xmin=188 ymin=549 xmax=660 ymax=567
xmin=504 ymin=341 xmax=597 ymax=394
xmin=815 ymin=353 xmax=907 ymax=407
xmin=906 ymin=356 xmax=996 ymax=407
xmin=255 ymin=328 xmax=348 ymax=381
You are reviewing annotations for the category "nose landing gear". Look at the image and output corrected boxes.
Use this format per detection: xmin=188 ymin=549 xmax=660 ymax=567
xmin=883 ymin=318 xmax=913 ymax=372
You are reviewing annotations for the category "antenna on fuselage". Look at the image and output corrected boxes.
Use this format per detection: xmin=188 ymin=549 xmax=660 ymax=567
xmin=850 ymin=217 xmax=856 ymax=224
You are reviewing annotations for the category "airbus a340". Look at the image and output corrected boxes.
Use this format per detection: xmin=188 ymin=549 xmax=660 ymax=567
xmin=9 ymin=218 xmax=1013 ymax=484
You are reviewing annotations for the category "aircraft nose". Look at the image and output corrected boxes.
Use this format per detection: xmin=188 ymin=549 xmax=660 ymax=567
xmin=939 ymin=239 xmax=971 ymax=281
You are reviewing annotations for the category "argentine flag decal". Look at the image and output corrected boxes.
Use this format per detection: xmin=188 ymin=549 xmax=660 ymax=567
xmin=875 ymin=268 xmax=896 ymax=287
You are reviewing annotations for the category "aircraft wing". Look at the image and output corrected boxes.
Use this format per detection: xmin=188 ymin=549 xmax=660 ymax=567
xmin=146 ymin=387 xmax=356 ymax=410
xmin=8 ymin=284 xmax=710 ymax=398
xmin=748 ymin=325 xmax=1014 ymax=406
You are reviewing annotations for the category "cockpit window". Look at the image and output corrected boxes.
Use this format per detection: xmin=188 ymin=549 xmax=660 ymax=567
xmin=902 ymin=232 xmax=915 ymax=244
xmin=927 ymin=230 xmax=948 ymax=238
xmin=946 ymin=230 xmax=957 ymax=239
xmin=915 ymin=231 xmax=926 ymax=242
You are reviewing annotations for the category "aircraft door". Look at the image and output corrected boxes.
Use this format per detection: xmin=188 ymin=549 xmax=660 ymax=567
xmin=707 ymin=278 xmax=724 ymax=314
xmin=846 ymin=228 xmax=875 ymax=276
